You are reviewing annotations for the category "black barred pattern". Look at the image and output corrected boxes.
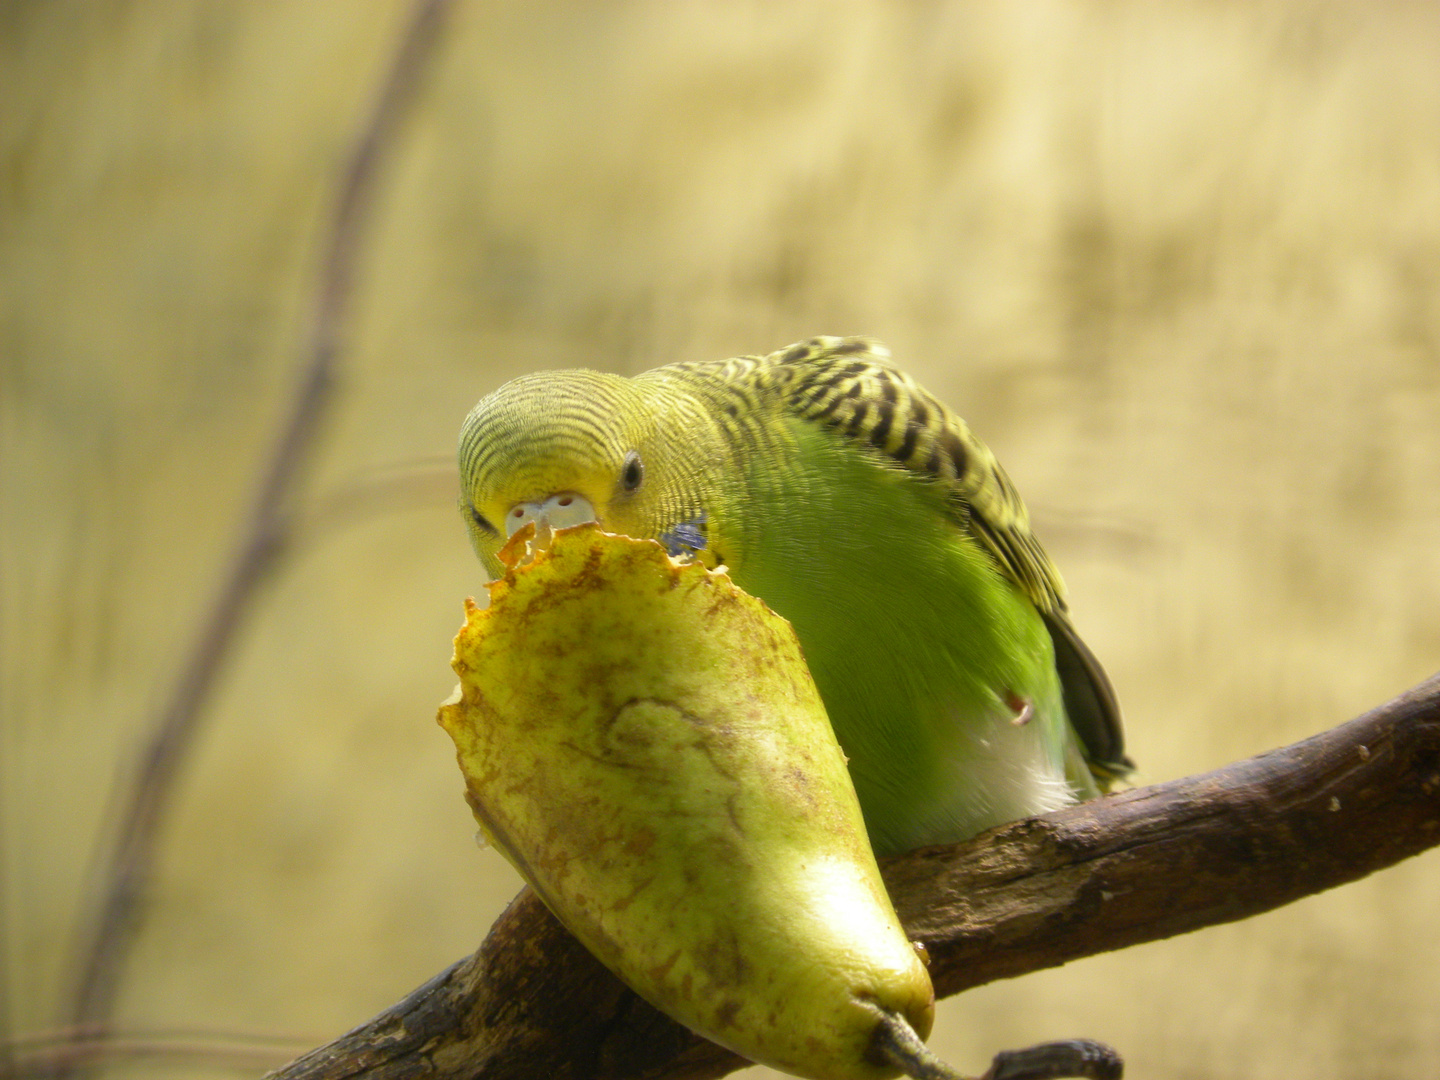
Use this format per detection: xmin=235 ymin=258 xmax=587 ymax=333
xmin=726 ymin=336 xmax=1069 ymax=617
xmin=459 ymin=369 xmax=636 ymax=492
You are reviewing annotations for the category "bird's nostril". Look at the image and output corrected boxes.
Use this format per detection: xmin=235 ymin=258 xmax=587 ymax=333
xmin=557 ymin=496 xmax=573 ymax=506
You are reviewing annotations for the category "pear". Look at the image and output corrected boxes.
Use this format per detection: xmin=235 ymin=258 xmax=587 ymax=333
xmin=438 ymin=524 xmax=934 ymax=1080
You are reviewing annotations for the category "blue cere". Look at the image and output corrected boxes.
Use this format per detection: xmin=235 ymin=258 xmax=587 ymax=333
xmin=660 ymin=514 xmax=708 ymax=556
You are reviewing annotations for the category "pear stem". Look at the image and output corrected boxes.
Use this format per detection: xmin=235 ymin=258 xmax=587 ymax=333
xmin=870 ymin=1010 xmax=1123 ymax=1080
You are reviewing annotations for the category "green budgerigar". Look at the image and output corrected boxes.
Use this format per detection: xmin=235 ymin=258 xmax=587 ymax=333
xmin=458 ymin=337 xmax=1130 ymax=856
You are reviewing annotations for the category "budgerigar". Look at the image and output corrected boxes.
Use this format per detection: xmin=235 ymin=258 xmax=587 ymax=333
xmin=458 ymin=337 xmax=1130 ymax=856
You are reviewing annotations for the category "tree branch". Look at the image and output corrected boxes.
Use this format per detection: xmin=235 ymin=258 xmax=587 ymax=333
xmin=270 ymin=671 xmax=1440 ymax=1080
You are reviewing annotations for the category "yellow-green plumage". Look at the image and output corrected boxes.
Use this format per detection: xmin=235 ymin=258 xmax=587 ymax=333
xmin=459 ymin=337 xmax=1130 ymax=855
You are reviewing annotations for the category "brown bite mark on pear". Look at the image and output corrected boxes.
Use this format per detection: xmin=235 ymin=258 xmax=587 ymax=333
xmin=437 ymin=524 xmax=934 ymax=1080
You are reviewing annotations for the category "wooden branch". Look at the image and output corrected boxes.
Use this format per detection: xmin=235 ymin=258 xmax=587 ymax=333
xmin=270 ymin=672 xmax=1440 ymax=1080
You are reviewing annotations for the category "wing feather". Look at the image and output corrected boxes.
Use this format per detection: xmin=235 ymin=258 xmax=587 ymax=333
xmin=756 ymin=337 xmax=1067 ymax=614
xmin=718 ymin=336 xmax=1132 ymax=783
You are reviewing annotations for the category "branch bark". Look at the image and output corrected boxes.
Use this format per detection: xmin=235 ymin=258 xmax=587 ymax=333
xmin=270 ymin=672 xmax=1440 ymax=1080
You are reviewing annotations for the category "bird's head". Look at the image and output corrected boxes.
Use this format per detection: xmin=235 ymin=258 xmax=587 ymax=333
xmin=458 ymin=369 xmax=684 ymax=579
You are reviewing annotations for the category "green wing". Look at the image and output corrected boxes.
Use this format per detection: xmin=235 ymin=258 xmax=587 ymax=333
xmin=742 ymin=336 xmax=1133 ymax=785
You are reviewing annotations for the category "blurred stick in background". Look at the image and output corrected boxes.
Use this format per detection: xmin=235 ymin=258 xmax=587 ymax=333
xmin=267 ymin=671 xmax=1440 ymax=1080
xmin=61 ymin=0 xmax=453 ymax=1057
xmin=5 ymin=1028 xmax=313 ymax=1079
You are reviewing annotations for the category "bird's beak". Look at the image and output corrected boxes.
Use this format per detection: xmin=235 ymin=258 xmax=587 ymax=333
xmin=504 ymin=492 xmax=599 ymax=538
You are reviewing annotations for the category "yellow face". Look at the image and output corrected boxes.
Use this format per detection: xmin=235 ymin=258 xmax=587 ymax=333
xmin=465 ymin=449 xmax=649 ymax=573
xmin=459 ymin=369 xmax=690 ymax=580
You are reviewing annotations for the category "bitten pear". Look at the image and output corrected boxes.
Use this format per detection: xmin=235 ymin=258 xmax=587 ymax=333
xmin=437 ymin=525 xmax=934 ymax=1080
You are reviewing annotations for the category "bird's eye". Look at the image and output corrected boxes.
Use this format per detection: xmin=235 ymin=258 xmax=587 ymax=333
xmin=467 ymin=503 xmax=497 ymax=536
xmin=621 ymin=450 xmax=644 ymax=492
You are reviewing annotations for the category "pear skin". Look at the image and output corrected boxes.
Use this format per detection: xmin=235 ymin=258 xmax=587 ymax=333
xmin=438 ymin=525 xmax=934 ymax=1080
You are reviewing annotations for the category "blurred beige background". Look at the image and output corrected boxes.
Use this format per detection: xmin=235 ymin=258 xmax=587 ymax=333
xmin=4 ymin=2 xmax=1439 ymax=1078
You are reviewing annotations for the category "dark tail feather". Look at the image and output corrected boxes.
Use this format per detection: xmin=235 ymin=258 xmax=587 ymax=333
xmin=1042 ymin=611 xmax=1134 ymax=787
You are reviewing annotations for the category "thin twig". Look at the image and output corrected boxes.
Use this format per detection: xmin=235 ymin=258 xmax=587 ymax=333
xmin=2 ymin=1027 xmax=314 ymax=1079
xmin=62 ymin=0 xmax=452 ymax=1051
xmin=294 ymin=457 xmax=458 ymax=547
